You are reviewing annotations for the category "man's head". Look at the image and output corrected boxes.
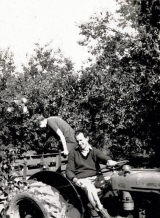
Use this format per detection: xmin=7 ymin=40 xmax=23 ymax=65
xmin=75 ymin=129 xmax=89 ymax=150
xmin=32 ymin=114 xmax=47 ymax=127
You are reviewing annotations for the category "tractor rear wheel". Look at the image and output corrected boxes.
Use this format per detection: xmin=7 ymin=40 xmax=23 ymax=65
xmin=5 ymin=181 xmax=81 ymax=218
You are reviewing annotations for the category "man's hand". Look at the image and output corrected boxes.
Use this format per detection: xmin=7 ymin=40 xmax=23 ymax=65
xmin=75 ymin=179 xmax=83 ymax=187
xmin=61 ymin=149 xmax=69 ymax=156
xmin=73 ymin=178 xmax=84 ymax=188
xmin=107 ymin=160 xmax=117 ymax=167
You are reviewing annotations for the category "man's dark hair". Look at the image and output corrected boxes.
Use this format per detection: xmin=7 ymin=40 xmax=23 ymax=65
xmin=75 ymin=128 xmax=89 ymax=138
xmin=31 ymin=114 xmax=45 ymax=125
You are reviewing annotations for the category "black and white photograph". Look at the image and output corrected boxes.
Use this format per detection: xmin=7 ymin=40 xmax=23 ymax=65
xmin=0 ymin=0 xmax=160 ymax=217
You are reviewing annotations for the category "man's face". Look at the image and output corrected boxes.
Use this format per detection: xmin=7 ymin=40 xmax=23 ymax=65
xmin=76 ymin=132 xmax=89 ymax=150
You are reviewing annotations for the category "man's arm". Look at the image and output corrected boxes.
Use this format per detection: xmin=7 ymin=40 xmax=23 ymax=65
xmin=56 ymin=129 xmax=68 ymax=155
xmin=47 ymin=118 xmax=69 ymax=155
xmin=66 ymin=151 xmax=77 ymax=181
xmin=95 ymin=148 xmax=117 ymax=166
xmin=94 ymin=148 xmax=111 ymax=163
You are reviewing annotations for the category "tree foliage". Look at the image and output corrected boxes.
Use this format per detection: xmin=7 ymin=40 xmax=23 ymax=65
xmin=0 ymin=0 xmax=160 ymax=167
xmin=0 ymin=44 xmax=79 ymax=154
xmin=77 ymin=0 xmax=160 ymax=162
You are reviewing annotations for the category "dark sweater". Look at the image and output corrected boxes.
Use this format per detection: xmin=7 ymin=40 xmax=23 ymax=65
xmin=66 ymin=147 xmax=111 ymax=180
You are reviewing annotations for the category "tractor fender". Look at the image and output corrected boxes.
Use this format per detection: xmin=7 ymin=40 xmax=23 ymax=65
xmin=28 ymin=170 xmax=84 ymax=215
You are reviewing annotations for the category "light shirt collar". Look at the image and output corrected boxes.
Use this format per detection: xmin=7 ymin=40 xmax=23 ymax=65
xmin=80 ymin=144 xmax=92 ymax=156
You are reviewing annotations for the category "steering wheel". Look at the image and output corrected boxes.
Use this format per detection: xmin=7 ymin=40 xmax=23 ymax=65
xmin=113 ymin=160 xmax=129 ymax=170
xmin=101 ymin=160 xmax=129 ymax=172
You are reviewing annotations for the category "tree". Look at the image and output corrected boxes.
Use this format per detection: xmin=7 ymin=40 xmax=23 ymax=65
xmin=0 ymin=43 xmax=80 ymax=154
xmin=0 ymin=48 xmax=16 ymax=90
xmin=77 ymin=0 xmax=160 ymax=163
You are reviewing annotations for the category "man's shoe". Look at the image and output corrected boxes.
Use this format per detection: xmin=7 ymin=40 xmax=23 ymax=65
xmin=89 ymin=209 xmax=101 ymax=218
xmin=115 ymin=216 xmax=126 ymax=218
xmin=99 ymin=207 xmax=111 ymax=218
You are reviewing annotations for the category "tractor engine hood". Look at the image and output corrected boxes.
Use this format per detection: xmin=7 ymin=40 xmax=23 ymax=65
xmin=111 ymin=167 xmax=160 ymax=193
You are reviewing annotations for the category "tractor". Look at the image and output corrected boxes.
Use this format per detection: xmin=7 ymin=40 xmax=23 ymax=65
xmin=1 ymin=152 xmax=160 ymax=218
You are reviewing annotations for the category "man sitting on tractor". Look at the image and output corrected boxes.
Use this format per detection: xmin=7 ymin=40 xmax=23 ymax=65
xmin=66 ymin=128 xmax=117 ymax=218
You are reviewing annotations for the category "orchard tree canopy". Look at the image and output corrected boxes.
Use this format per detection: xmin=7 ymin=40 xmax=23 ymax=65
xmin=0 ymin=0 xmax=159 ymax=167
xmin=77 ymin=0 xmax=160 ymax=162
